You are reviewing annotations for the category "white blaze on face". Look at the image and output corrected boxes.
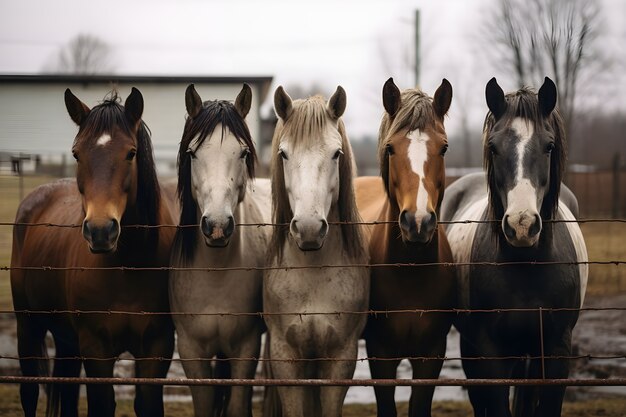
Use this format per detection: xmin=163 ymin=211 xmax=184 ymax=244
xmin=96 ymin=134 xmax=112 ymax=147
xmin=505 ymin=118 xmax=540 ymax=242
xmin=406 ymin=130 xmax=430 ymax=216
xmin=189 ymin=126 xmax=246 ymax=224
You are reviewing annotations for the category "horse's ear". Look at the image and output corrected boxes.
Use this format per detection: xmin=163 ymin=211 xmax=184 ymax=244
xmin=64 ymin=88 xmax=90 ymax=126
xmin=433 ymin=78 xmax=453 ymax=120
xmin=486 ymin=77 xmax=506 ymax=120
xmin=382 ymin=77 xmax=401 ymax=117
xmin=235 ymin=83 xmax=252 ymax=119
xmin=185 ymin=84 xmax=203 ymax=119
xmin=327 ymin=86 xmax=347 ymax=119
xmin=538 ymin=76 xmax=557 ymax=117
xmin=274 ymin=86 xmax=293 ymax=120
xmin=124 ymin=87 xmax=144 ymax=129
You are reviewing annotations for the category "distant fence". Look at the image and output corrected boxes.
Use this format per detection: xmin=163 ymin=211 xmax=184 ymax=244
xmin=447 ymin=164 xmax=625 ymax=219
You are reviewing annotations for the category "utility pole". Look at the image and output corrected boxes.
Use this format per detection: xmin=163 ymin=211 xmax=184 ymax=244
xmin=415 ymin=9 xmax=420 ymax=87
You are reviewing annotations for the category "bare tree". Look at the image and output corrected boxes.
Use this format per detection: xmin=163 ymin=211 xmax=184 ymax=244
xmin=482 ymin=0 xmax=603 ymax=136
xmin=47 ymin=33 xmax=115 ymax=74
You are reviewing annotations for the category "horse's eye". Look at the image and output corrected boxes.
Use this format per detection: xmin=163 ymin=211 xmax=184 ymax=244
xmin=546 ymin=142 xmax=555 ymax=153
xmin=332 ymin=149 xmax=343 ymax=160
xmin=240 ymin=149 xmax=250 ymax=159
xmin=126 ymin=149 xmax=137 ymax=161
xmin=187 ymin=149 xmax=196 ymax=159
xmin=488 ymin=141 xmax=498 ymax=155
xmin=72 ymin=151 xmax=79 ymax=162
xmin=440 ymin=144 xmax=449 ymax=156
xmin=278 ymin=149 xmax=288 ymax=160
xmin=385 ymin=144 xmax=394 ymax=155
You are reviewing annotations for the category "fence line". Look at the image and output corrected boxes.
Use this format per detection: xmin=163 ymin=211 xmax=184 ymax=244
xmin=2 ymin=376 xmax=626 ymax=387
xmin=2 ymin=306 xmax=625 ymax=317
xmin=2 ymin=354 xmax=625 ymax=363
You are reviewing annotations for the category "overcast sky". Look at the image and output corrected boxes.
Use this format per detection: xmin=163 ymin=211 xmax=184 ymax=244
xmin=1 ymin=0 xmax=624 ymax=139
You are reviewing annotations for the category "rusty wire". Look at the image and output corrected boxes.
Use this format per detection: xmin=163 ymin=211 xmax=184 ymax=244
xmin=1 ymin=306 xmax=625 ymax=317
xmin=1 ymin=353 xmax=625 ymax=363
xmin=1 ymin=376 xmax=626 ymax=387
xmin=1 ymin=260 xmax=624 ymax=273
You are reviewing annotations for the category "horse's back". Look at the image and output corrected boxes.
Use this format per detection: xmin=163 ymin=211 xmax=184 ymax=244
xmin=441 ymin=172 xmax=488 ymax=223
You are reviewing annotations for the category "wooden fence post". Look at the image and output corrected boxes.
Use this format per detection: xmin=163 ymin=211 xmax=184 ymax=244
xmin=612 ymin=152 xmax=621 ymax=219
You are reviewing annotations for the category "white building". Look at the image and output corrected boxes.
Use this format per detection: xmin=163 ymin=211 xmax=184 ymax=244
xmin=0 ymin=74 xmax=273 ymax=176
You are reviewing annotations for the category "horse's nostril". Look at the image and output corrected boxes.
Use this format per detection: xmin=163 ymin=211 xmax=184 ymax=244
xmin=528 ymin=214 xmax=542 ymax=238
xmin=290 ymin=220 xmax=299 ymax=236
xmin=107 ymin=219 xmax=120 ymax=242
xmin=224 ymin=216 xmax=235 ymax=238
xmin=201 ymin=216 xmax=211 ymax=237
xmin=319 ymin=220 xmax=328 ymax=239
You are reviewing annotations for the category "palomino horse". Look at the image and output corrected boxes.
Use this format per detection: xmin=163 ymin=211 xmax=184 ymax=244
xmin=354 ymin=78 xmax=456 ymax=417
xmin=11 ymin=89 xmax=175 ymax=417
xmin=264 ymin=86 xmax=369 ymax=417
xmin=441 ymin=77 xmax=588 ymax=417
xmin=169 ymin=84 xmax=270 ymax=417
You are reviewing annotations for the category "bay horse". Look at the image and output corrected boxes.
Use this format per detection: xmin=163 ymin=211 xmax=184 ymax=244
xmin=10 ymin=88 xmax=176 ymax=417
xmin=441 ymin=77 xmax=588 ymax=417
xmin=354 ymin=78 xmax=456 ymax=417
xmin=169 ymin=83 xmax=270 ymax=417
xmin=264 ymin=86 xmax=369 ymax=417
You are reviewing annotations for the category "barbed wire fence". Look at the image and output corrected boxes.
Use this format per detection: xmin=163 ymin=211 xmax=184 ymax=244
xmin=0 ymin=218 xmax=624 ymax=390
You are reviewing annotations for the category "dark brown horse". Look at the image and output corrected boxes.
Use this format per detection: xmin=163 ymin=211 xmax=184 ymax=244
xmin=354 ymin=78 xmax=456 ymax=417
xmin=11 ymin=88 xmax=176 ymax=417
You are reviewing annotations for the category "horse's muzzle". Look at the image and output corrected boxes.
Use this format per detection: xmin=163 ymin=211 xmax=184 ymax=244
xmin=201 ymin=215 xmax=235 ymax=247
xmin=399 ymin=210 xmax=436 ymax=244
xmin=83 ymin=219 xmax=120 ymax=253
xmin=290 ymin=217 xmax=328 ymax=251
xmin=502 ymin=212 xmax=542 ymax=247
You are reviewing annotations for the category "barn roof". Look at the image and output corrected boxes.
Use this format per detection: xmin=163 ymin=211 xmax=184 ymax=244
xmin=0 ymin=74 xmax=274 ymax=103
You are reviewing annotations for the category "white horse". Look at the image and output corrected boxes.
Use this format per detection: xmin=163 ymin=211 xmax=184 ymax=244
xmin=264 ymin=86 xmax=369 ymax=417
xmin=169 ymin=84 xmax=270 ymax=417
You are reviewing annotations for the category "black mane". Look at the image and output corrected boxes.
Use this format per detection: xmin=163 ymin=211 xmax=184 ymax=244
xmin=176 ymin=100 xmax=256 ymax=259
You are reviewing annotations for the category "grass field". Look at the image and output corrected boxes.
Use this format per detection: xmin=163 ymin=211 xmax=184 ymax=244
xmin=0 ymin=384 xmax=625 ymax=417
xmin=1 ymin=173 xmax=624 ymax=310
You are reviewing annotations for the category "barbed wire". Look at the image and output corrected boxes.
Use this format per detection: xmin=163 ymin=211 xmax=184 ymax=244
xmin=2 ymin=306 xmax=625 ymax=317
xmin=1 ymin=376 xmax=625 ymax=387
xmin=1 ymin=260 xmax=624 ymax=273
xmin=2 ymin=353 xmax=625 ymax=363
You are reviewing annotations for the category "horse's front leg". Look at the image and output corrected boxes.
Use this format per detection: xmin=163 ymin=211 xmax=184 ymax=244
xmin=461 ymin=334 xmax=515 ymax=417
xmin=534 ymin=335 xmax=573 ymax=417
xmin=224 ymin=326 xmax=262 ymax=417
xmin=318 ymin=335 xmax=361 ymax=417
xmin=80 ymin=329 xmax=117 ymax=417
xmin=366 ymin=332 xmax=401 ymax=417
xmin=132 ymin=318 xmax=174 ymax=417
xmin=177 ymin=329 xmax=217 ymax=417
xmin=407 ymin=331 xmax=448 ymax=417
xmin=269 ymin=330 xmax=310 ymax=417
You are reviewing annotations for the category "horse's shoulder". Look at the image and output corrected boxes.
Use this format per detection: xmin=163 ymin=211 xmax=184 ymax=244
xmin=354 ymin=176 xmax=385 ymax=222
